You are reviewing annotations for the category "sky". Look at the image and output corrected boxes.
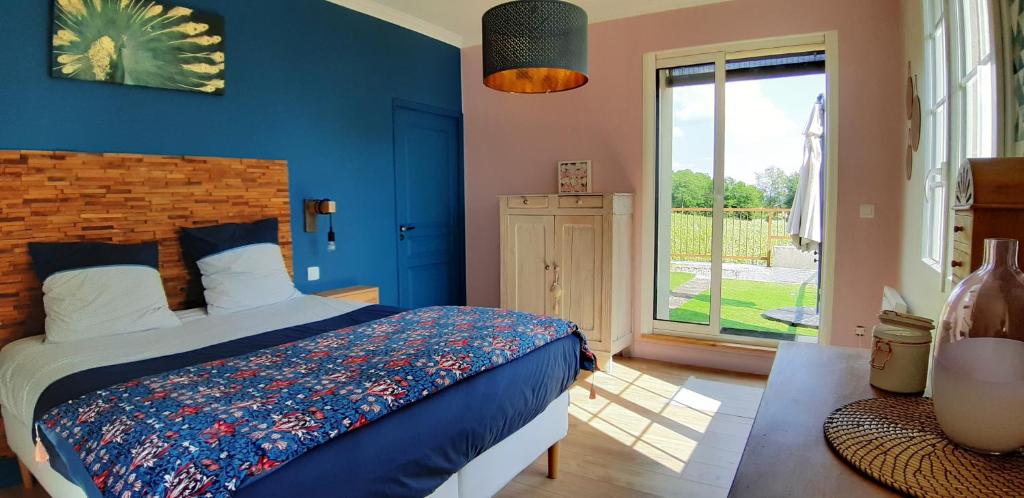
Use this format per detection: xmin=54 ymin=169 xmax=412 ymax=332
xmin=671 ymin=74 xmax=826 ymax=184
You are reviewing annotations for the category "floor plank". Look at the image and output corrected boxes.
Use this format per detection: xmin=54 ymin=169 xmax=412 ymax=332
xmin=0 ymin=357 xmax=765 ymax=498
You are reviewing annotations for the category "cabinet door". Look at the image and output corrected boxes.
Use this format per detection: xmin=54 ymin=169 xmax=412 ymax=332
xmin=503 ymin=215 xmax=555 ymax=315
xmin=555 ymin=215 xmax=603 ymax=345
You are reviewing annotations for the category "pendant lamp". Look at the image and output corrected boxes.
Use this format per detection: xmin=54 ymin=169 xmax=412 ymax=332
xmin=482 ymin=0 xmax=588 ymax=93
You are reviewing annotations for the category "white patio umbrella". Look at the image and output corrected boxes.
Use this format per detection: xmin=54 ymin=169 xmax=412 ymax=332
xmin=788 ymin=96 xmax=824 ymax=252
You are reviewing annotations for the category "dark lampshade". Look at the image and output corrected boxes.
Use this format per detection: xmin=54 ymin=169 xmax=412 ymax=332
xmin=482 ymin=0 xmax=588 ymax=94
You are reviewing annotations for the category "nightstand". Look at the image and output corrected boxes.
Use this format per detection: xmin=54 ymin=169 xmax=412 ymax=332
xmin=316 ymin=285 xmax=380 ymax=304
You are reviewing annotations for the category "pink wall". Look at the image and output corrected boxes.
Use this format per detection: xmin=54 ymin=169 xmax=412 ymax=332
xmin=461 ymin=0 xmax=905 ymax=348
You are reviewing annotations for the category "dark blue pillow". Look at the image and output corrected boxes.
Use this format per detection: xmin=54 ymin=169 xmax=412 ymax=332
xmin=180 ymin=218 xmax=279 ymax=262
xmin=28 ymin=242 xmax=159 ymax=282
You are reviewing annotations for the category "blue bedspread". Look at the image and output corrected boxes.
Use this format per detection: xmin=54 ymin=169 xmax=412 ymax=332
xmin=35 ymin=305 xmax=589 ymax=498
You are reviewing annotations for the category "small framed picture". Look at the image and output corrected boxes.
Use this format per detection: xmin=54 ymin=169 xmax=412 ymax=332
xmin=558 ymin=160 xmax=592 ymax=193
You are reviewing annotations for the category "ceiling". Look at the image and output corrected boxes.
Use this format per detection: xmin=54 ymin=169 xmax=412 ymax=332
xmin=327 ymin=0 xmax=732 ymax=47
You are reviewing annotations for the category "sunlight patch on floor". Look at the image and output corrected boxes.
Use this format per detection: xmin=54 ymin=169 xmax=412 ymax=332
xmin=671 ymin=387 xmax=723 ymax=414
xmin=500 ymin=358 xmax=766 ymax=498
xmin=569 ymin=363 xmax=764 ymax=483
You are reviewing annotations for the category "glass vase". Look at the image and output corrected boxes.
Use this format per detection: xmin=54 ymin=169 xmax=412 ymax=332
xmin=932 ymin=238 xmax=1024 ymax=454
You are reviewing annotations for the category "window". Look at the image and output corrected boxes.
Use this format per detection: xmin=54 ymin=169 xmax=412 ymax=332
xmin=922 ymin=0 xmax=948 ymax=267
xmin=923 ymin=0 xmax=996 ymax=271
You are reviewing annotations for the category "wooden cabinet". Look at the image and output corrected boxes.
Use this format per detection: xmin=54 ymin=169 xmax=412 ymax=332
xmin=500 ymin=194 xmax=633 ymax=369
xmin=951 ymin=158 xmax=1024 ymax=284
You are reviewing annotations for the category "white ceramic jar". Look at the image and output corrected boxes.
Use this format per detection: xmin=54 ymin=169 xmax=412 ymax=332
xmin=869 ymin=325 xmax=932 ymax=393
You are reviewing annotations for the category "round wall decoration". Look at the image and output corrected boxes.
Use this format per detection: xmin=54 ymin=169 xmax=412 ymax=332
xmin=906 ymin=144 xmax=914 ymax=181
xmin=905 ymin=64 xmax=922 ymax=181
xmin=910 ymin=82 xmax=922 ymax=152
xmin=906 ymin=67 xmax=915 ymax=119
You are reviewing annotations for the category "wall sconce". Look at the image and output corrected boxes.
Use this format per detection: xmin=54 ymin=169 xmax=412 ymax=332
xmin=304 ymin=199 xmax=337 ymax=252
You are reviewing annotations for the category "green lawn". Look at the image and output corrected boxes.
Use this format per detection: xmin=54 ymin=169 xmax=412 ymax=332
xmin=668 ymin=271 xmax=818 ymax=337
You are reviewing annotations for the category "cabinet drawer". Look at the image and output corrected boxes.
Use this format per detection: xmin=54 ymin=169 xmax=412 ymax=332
xmin=952 ymin=246 xmax=972 ymax=283
xmin=508 ymin=195 xmax=549 ymax=209
xmin=558 ymin=195 xmax=604 ymax=208
xmin=953 ymin=212 xmax=973 ymax=246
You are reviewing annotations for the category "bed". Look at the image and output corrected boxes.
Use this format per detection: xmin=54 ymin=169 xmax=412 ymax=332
xmin=0 ymin=295 xmax=592 ymax=497
xmin=0 ymin=151 xmax=592 ymax=497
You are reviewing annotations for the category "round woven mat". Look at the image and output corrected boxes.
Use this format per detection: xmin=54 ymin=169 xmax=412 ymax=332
xmin=824 ymin=397 xmax=1024 ymax=498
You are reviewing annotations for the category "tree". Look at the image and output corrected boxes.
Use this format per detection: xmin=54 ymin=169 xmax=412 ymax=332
xmin=671 ymin=169 xmax=713 ymax=208
xmin=724 ymin=178 xmax=764 ymax=215
xmin=755 ymin=166 xmax=800 ymax=208
xmin=670 ymin=169 xmax=766 ymax=214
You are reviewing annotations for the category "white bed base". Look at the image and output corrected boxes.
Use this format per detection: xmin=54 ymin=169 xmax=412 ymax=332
xmin=5 ymin=392 xmax=569 ymax=498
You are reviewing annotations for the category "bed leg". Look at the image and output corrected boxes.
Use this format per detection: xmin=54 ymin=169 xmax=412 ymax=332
xmin=18 ymin=458 xmax=33 ymax=490
xmin=547 ymin=441 xmax=560 ymax=479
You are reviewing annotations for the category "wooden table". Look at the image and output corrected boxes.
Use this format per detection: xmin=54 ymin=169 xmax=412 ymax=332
xmin=729 ymin=342 xmax=899 ymax=497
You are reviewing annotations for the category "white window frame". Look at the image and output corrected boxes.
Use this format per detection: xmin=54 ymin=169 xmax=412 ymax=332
xmin=924 ymin=0 xmax=998 ymax=284
xmin=922 ymin=0 xmax=949 ymax=272
xmin=639 ymin=32 xmax=840 ymax=347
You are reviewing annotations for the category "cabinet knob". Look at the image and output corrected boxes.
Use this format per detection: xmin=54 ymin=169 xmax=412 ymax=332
xmin=576 ymin=198 xmax=583 ymax=205
xmin=953 ymin=225 xmax=965 ymax=233
xmin=951 ymin=260 xmax=964 ymax=268
xmin=522 ymin=197 xmax=529 ymax=205
xmin=545 ymin=264 xmax=551 ymax=271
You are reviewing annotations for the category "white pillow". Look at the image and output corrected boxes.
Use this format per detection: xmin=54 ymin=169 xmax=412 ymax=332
xmin=28 ymin=242 xmax=181 ymax=343
xmin=181 ymin=219 xmax=300 ymax=315
xmin=198 ymin=243 xmax=301 ymax=314
xmin=42 ymin=266 xmax=182 ymax=343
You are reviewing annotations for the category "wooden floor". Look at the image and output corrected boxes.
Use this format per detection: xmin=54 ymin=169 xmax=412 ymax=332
xmin=496 ymin=357 xmax=766 ymax=498
xmin=0 ymin=357 xmax=765 ymax=498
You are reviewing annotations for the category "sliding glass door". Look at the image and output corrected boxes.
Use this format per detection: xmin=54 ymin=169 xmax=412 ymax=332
xmin=654 ymin=53 xmax=725 ymax=335
xmin=651 ymin=42 xmax=828 ymax=344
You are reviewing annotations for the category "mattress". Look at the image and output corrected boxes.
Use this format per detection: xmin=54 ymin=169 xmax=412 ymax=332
xmin=0 ymin=295 xmax=369 ymax=426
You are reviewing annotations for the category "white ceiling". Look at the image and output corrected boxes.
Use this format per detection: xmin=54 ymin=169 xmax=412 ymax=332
xmin=327 ymin=0 xmax=732 ymax=47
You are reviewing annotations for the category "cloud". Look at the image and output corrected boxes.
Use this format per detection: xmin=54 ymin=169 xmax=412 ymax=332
xmin=673 ymin=85 xmax=714 ymax=121
xmin=723 ymin=80 xmax=806 ymax=183
xmin=671 ymin=79 xmax=813 ymax=184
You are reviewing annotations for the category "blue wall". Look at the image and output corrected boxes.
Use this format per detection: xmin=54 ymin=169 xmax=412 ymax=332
xmin=0 ymin=0 xmax=463 ymax=304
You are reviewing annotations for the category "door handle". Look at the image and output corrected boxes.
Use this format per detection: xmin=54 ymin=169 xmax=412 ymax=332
xmin=399 ymin=225 xmax=417 ymax=232
xmin=550 ymin=264 xmax=562 ymax=316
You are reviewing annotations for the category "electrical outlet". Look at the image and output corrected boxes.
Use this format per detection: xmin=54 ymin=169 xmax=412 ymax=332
xmin=855 ymin=325 xmax=866 ymax=337
xmin=859 ymin=204 xmax=875 ymax=219
xmin=307 ymin=266 xmax=320 ymax=281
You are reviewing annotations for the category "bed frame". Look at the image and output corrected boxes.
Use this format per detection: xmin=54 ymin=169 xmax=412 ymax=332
xmin=7 ymin=393 xmax=566 ymax=498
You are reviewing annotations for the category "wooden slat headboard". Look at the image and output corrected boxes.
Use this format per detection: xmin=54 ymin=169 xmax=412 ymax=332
xmin=0 ymin=150 xmax=293 ymax=347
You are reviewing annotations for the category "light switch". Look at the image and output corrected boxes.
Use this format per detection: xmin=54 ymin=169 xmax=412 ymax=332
xmin=307 ymin=266 xmax=320 ymax=281
xmin=859 ymin=204 xmax=875 ymax=219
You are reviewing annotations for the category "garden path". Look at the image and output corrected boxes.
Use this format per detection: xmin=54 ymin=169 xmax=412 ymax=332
xmin=668 ymin=275 xmax=711 ymax=310
xmin=671 ymin=261 xmax=816 ymax=285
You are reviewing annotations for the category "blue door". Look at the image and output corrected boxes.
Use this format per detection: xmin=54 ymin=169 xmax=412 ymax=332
xmin=393 ymin=103 xmax=464 ymax=308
